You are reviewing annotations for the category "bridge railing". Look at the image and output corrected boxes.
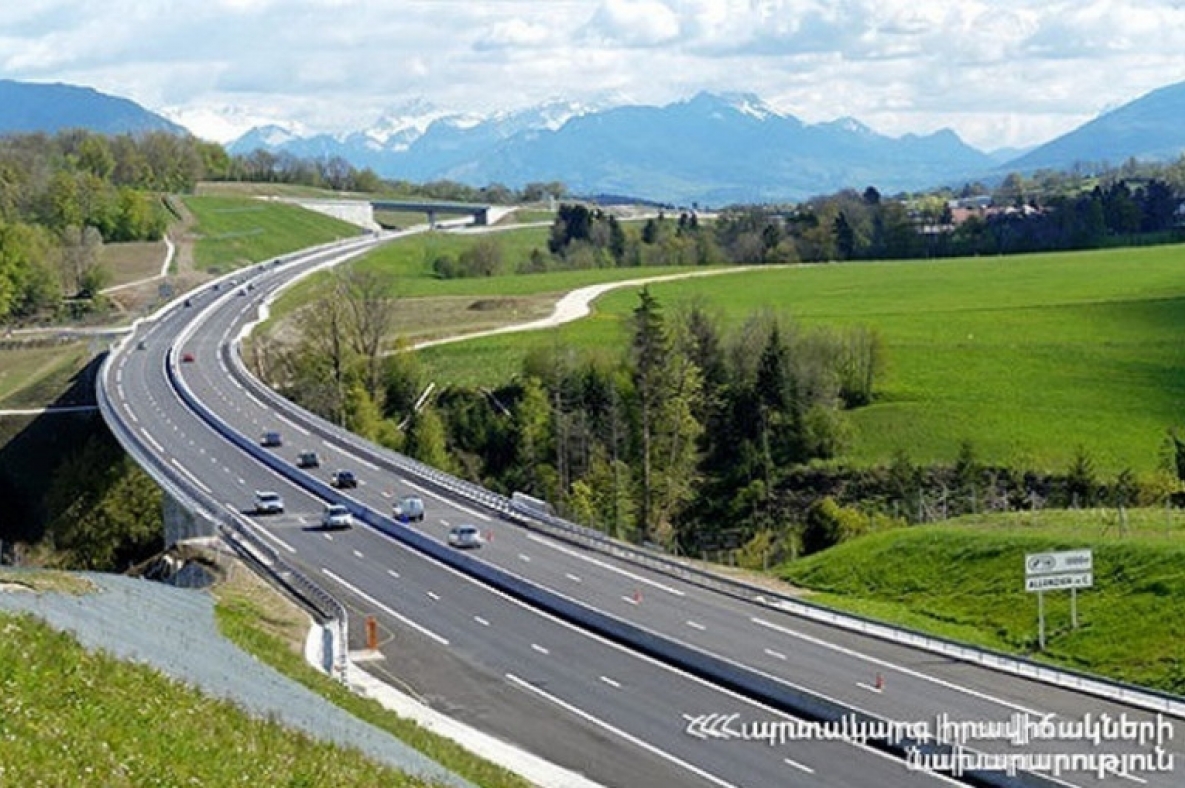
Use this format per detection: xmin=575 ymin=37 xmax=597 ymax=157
xmin=97 ymin=316 xmax=350 ymax=681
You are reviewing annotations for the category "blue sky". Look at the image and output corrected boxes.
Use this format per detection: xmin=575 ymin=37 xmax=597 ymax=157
xmin=2 ymin=0 xmax=1184 ymax=150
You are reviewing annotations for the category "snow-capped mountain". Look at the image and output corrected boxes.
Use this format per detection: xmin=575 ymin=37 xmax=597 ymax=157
xmin=228 ymin=91 xmax=996 ymax=204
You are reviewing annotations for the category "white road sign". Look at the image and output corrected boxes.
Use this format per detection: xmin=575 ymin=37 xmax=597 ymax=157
xmin=1025 ymin=549 xmax=1093 ymax=577
xmin=1026 ymin=573 xmax=1094 ymax=593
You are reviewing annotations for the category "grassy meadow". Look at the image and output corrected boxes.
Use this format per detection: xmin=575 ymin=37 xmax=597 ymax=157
xmin=778 ymin=509 xmax=1185 ymax=691
xmin=400 ymin=243 xmax=1185 ymax=475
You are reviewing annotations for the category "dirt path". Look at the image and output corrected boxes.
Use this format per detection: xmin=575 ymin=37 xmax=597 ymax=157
xmin=412 ymin=265 xmax=773 ymax=350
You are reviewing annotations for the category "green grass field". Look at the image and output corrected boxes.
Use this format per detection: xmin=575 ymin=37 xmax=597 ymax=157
xmin=410 ymin=244 xmax=1185 ymax=474
xmin=184 ymin=195 xmax=362 ymax=273
xmin=778 ymin=509 xmax=1185 ymax=691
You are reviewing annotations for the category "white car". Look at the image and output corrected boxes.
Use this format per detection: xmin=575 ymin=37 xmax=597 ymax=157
xmin=320 ymin=504 xmax=352 ymax=530
xmin=447 ymin=524 xmax=482 ymax=549
xmin=253 ymin=491 xmax=284 ymax=515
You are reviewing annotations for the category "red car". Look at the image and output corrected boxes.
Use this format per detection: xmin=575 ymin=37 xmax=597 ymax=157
xmin=181 ymin=352 xmax=195 ymax=363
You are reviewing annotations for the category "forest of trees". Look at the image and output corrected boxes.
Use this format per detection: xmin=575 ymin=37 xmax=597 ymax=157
xmin=264 ymin=274 xmax=900 ymax=557
xmin=0 ymin=130 xmax=211 ymax=322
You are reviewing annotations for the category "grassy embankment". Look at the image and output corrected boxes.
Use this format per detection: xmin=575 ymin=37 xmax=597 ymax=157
xmin=184 ymin=194 xmax=362 ymax=274
xmin=0 ymin=566 xmax=530 ymax=787
xmin=0 ymin=572 xmax=435 ymax=787
xmin=293 ymin=231 xmax=1185 ymax=691
xmin=777 ymin=509 xmax=1185 ymax=692
xmin=214 ymin=566 xmax=530 ymax=788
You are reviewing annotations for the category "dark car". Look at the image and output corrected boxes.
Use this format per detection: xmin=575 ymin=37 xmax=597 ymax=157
xmin=261 ymin=430 xmax=283 ymax=448
xmin=296 ymin=451 xmax=320 ymax=469
xmin=331 ymin=469 xmax=358 ymax=489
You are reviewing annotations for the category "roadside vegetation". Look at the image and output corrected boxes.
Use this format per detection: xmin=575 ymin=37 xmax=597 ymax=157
xmin=777 ymin=509 xmax=1185 ymax=693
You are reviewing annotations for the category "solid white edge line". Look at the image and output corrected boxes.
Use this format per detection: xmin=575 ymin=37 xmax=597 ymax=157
xmin=526 ymin=532 xmax=685 ymax=596
xmin=276 ymin=413 xmax=309 ymax=437
xmin=169 ymin=457 xmax=212 ymax=494
xmin=321 ymin=568 xmax=449 ymax=646
xmin=230 ymin=511 xmax=296 ymax=554
xmin=506 ymin=673 xmax=740 ymax=788
xmin=751 ymin=617 xmax=1045 ymax=717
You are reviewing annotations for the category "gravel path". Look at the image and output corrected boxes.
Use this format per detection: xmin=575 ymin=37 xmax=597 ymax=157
xmin=0 ymin=572 xmax=472 ymax=788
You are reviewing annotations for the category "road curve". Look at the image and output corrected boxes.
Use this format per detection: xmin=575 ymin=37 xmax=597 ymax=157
xmin=101 ymin=234 xmax=1182 ymax=788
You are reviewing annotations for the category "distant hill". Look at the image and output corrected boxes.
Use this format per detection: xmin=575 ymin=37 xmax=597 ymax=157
xmin=1001 ymin=80 xmax=1185 ymax=172
xmin=231 ymin=92 xmax=996 ymax=205
xmin=0 ymin=79 xmax=187 ymax=136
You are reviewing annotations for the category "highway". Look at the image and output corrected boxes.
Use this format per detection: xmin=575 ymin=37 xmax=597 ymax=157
xmin=102 ymin=231 xmax=1182 ymax=787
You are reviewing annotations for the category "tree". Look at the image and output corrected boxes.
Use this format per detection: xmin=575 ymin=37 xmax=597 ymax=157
xmin=514 ymin=376 xmax=554 ymax=497
xmin=58 ymin=225 xmax=104 ymax=296
xmin=406 ymin=406 xmax=455 ymax=473
xmin=630 ymin=286 xmax=670 ymax=542
xmin=832 ymin=211 xmax=855 ymax=260
xmin=338 ymin=268 xmax=394 ymax=403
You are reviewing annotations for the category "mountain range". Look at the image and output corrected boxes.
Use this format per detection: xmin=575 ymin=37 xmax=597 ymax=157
xmin=4 ymin=77 xmax=1185 ymax=205
xmin=0 ymin=79 xmax=186 ymax=137
xmin=230 ymin=92 xmax=999 ymax=205
xmin=225 ymin=83 xmax=1185 ymax=204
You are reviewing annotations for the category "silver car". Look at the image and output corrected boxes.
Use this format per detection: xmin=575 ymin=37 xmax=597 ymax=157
xmin=447 ymin=524 xmax=482 ymax=549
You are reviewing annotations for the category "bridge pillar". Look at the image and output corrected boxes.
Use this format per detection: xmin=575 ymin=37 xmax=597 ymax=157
xmin=162 ymin=491 xmax=215 ymax=546
xmin=427 ymin=209 xmax=437 ymax=229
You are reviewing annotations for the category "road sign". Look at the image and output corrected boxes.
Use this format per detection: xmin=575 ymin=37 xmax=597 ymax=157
xmin=1025 ymin=573 xmax=1093 ymax=593
xmin=1025 ymin=549 xmax=1093 ymax=577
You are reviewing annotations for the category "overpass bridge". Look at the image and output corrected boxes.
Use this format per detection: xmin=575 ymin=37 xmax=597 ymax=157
xmin=278 ymin=197 xmax=514 ymax=230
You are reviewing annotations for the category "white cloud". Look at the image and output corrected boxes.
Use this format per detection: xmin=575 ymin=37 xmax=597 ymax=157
xmin=1 ymin=0 xmax=1184 ymax=150
xmin=583 ymin=0 xmax=681 ymax=46
xmin=475 ymin=18 xmax=552 ymax=50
